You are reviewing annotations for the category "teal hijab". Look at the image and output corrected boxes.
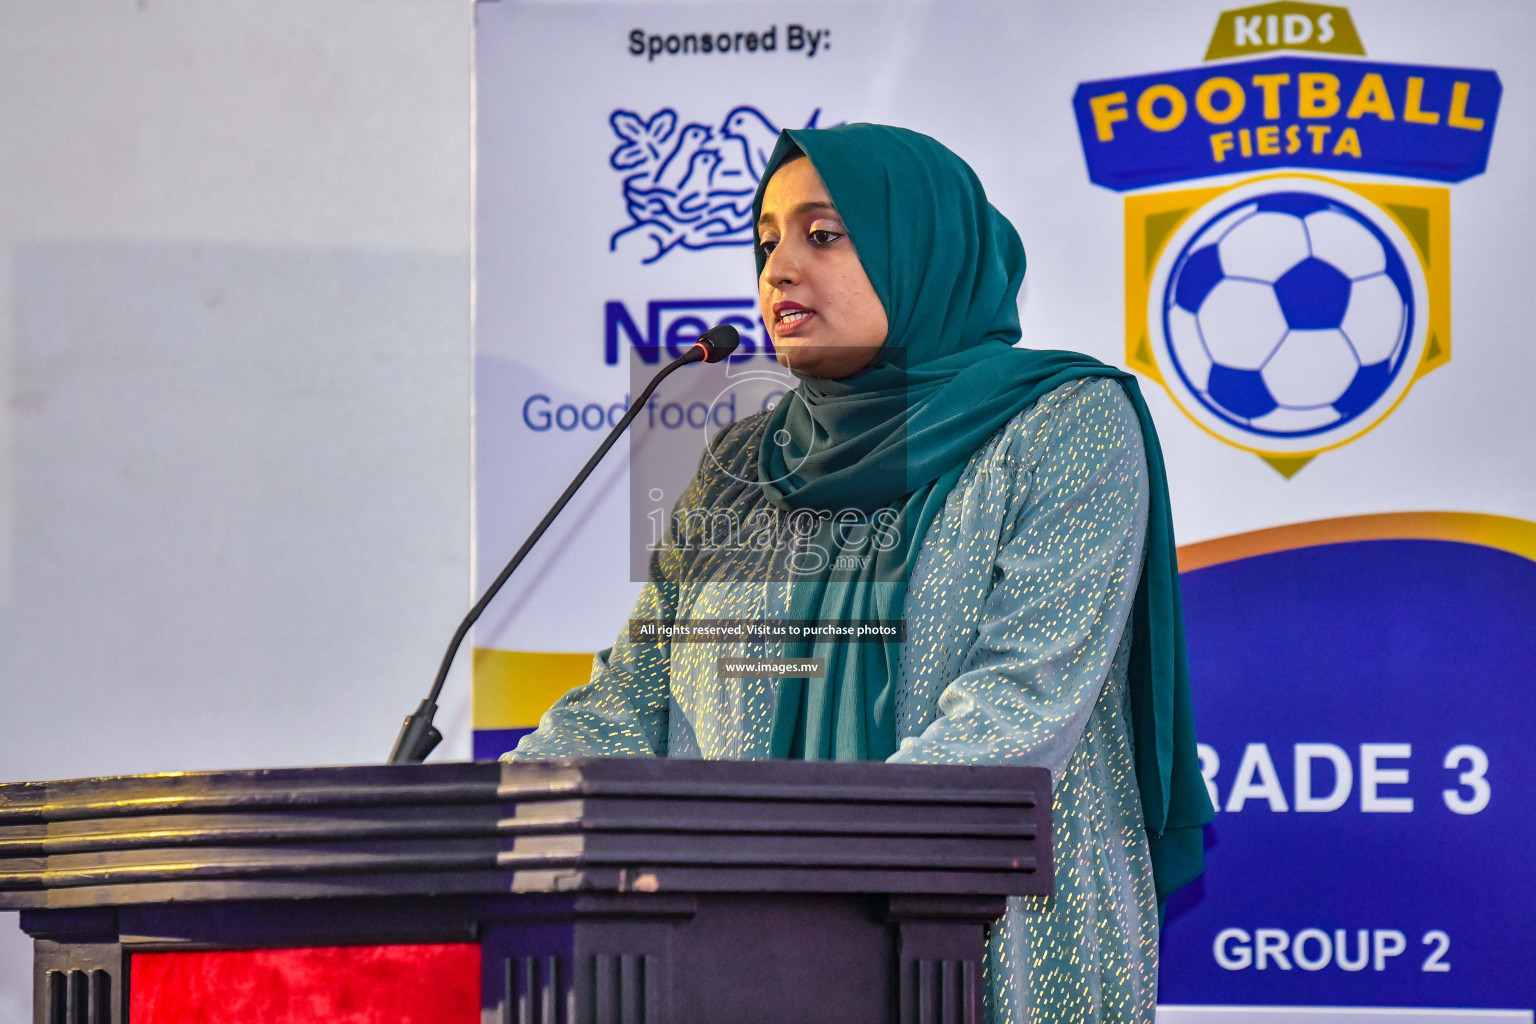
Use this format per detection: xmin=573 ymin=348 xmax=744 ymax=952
xmin=752 ymin=124 xmax=1213 ymax=901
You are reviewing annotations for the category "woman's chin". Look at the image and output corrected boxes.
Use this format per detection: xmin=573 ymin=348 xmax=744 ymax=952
xmin=773 ymin=340 xmax=815 ymax=373
xmin=781 ymin=354 xmax=835 ymax=378
xmin=773 ymin=338 xmax=828 ymax=372
xmin=779 ymin=345 xmax=881 ymax=381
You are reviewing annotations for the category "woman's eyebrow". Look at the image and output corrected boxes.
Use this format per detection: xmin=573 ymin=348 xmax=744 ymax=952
xmin=756 ymin=201 xmax=838 ymax=231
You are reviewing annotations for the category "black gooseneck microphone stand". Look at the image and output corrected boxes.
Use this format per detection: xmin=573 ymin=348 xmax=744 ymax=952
xmin=388 ymin=324 xmax=742 ymax=763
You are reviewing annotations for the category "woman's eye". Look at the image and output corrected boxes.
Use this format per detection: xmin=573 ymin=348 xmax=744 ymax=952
xmin=809 ymin=229 xmax=842 ymax=246
xmin=759 ymin=239 xmax=778 ymax=257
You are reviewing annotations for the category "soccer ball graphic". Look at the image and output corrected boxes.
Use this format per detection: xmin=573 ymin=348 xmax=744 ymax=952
xmin=1162 ymin=190 xmax=1416 ymax=440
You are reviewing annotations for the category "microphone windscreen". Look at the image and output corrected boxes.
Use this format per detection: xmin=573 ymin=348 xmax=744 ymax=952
xmin=697 ymin=324 xmax=741 ymax=363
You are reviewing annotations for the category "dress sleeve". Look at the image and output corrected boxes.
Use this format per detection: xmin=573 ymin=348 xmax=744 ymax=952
xmin=885 ymin=379 xmax=1149 ymax=782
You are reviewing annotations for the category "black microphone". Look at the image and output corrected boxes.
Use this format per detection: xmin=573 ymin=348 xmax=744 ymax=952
xmin=691 ymin=324 xmax=740 ymax=363
xmin=388 ymin=323 xmax=742 ymax=763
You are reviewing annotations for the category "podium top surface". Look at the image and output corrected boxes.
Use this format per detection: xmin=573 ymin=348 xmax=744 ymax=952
xmin=0 ymin=758 xmax=1051 ymax=910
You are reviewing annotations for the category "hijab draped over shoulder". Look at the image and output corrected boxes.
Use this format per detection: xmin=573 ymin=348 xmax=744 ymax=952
xmin=751 ymin=124 xmax=1213 ymax=902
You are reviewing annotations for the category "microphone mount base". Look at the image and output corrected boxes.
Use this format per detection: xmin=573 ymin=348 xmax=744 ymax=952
xmin=388 ymin=699 xmax=443 ymax=764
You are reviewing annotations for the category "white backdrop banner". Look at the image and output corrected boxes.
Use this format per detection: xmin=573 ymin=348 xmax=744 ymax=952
xmin=474 ymin=0 xmax=1535 ymax=1014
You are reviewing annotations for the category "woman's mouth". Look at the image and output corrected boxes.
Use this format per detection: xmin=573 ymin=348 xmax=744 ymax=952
xmin=773 ymin=302 xmax=815 ymax=334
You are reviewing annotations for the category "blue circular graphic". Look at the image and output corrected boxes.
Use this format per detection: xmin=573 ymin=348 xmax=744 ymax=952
xmin=1161 ymin=191 xmax=1416 ymax=440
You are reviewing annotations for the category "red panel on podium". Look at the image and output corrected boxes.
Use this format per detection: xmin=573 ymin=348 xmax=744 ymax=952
xmin=131 ymin=943 xmax=480 ymax=1024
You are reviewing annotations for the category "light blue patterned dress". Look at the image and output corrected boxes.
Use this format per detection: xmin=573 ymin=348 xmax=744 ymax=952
xmin=506 ymin=377 xmax=1159 ymax=1022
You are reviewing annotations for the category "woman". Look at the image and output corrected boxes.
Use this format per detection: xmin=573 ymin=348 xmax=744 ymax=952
xmin=507 ymin=124 xmax=1212 ymax=1021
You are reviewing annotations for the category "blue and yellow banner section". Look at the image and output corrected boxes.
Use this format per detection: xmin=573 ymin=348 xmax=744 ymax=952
xmin=1073 ymin=56 xmax=1501 ymax=191
xmin=1179 ymin=511 xmax=1536 ymax=572
xmin=1164 ymin=511 xmax=1536 ymax=1003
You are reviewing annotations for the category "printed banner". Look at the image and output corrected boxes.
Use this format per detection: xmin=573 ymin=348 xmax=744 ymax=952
xmin=474 ymin=0 xmax=1534 ymax=1015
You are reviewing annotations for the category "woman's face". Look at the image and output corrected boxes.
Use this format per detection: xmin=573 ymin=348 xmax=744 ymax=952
xmin=757 ymin=156 xmax=889 ymax=379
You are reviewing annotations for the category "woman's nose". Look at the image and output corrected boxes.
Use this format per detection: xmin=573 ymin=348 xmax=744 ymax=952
xmin=764 ymin=241 xmax=799 ymax=286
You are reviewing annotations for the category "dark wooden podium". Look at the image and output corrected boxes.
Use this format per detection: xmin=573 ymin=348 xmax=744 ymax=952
xmin=0 ymin=758 xmax=1051 ymax=1024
